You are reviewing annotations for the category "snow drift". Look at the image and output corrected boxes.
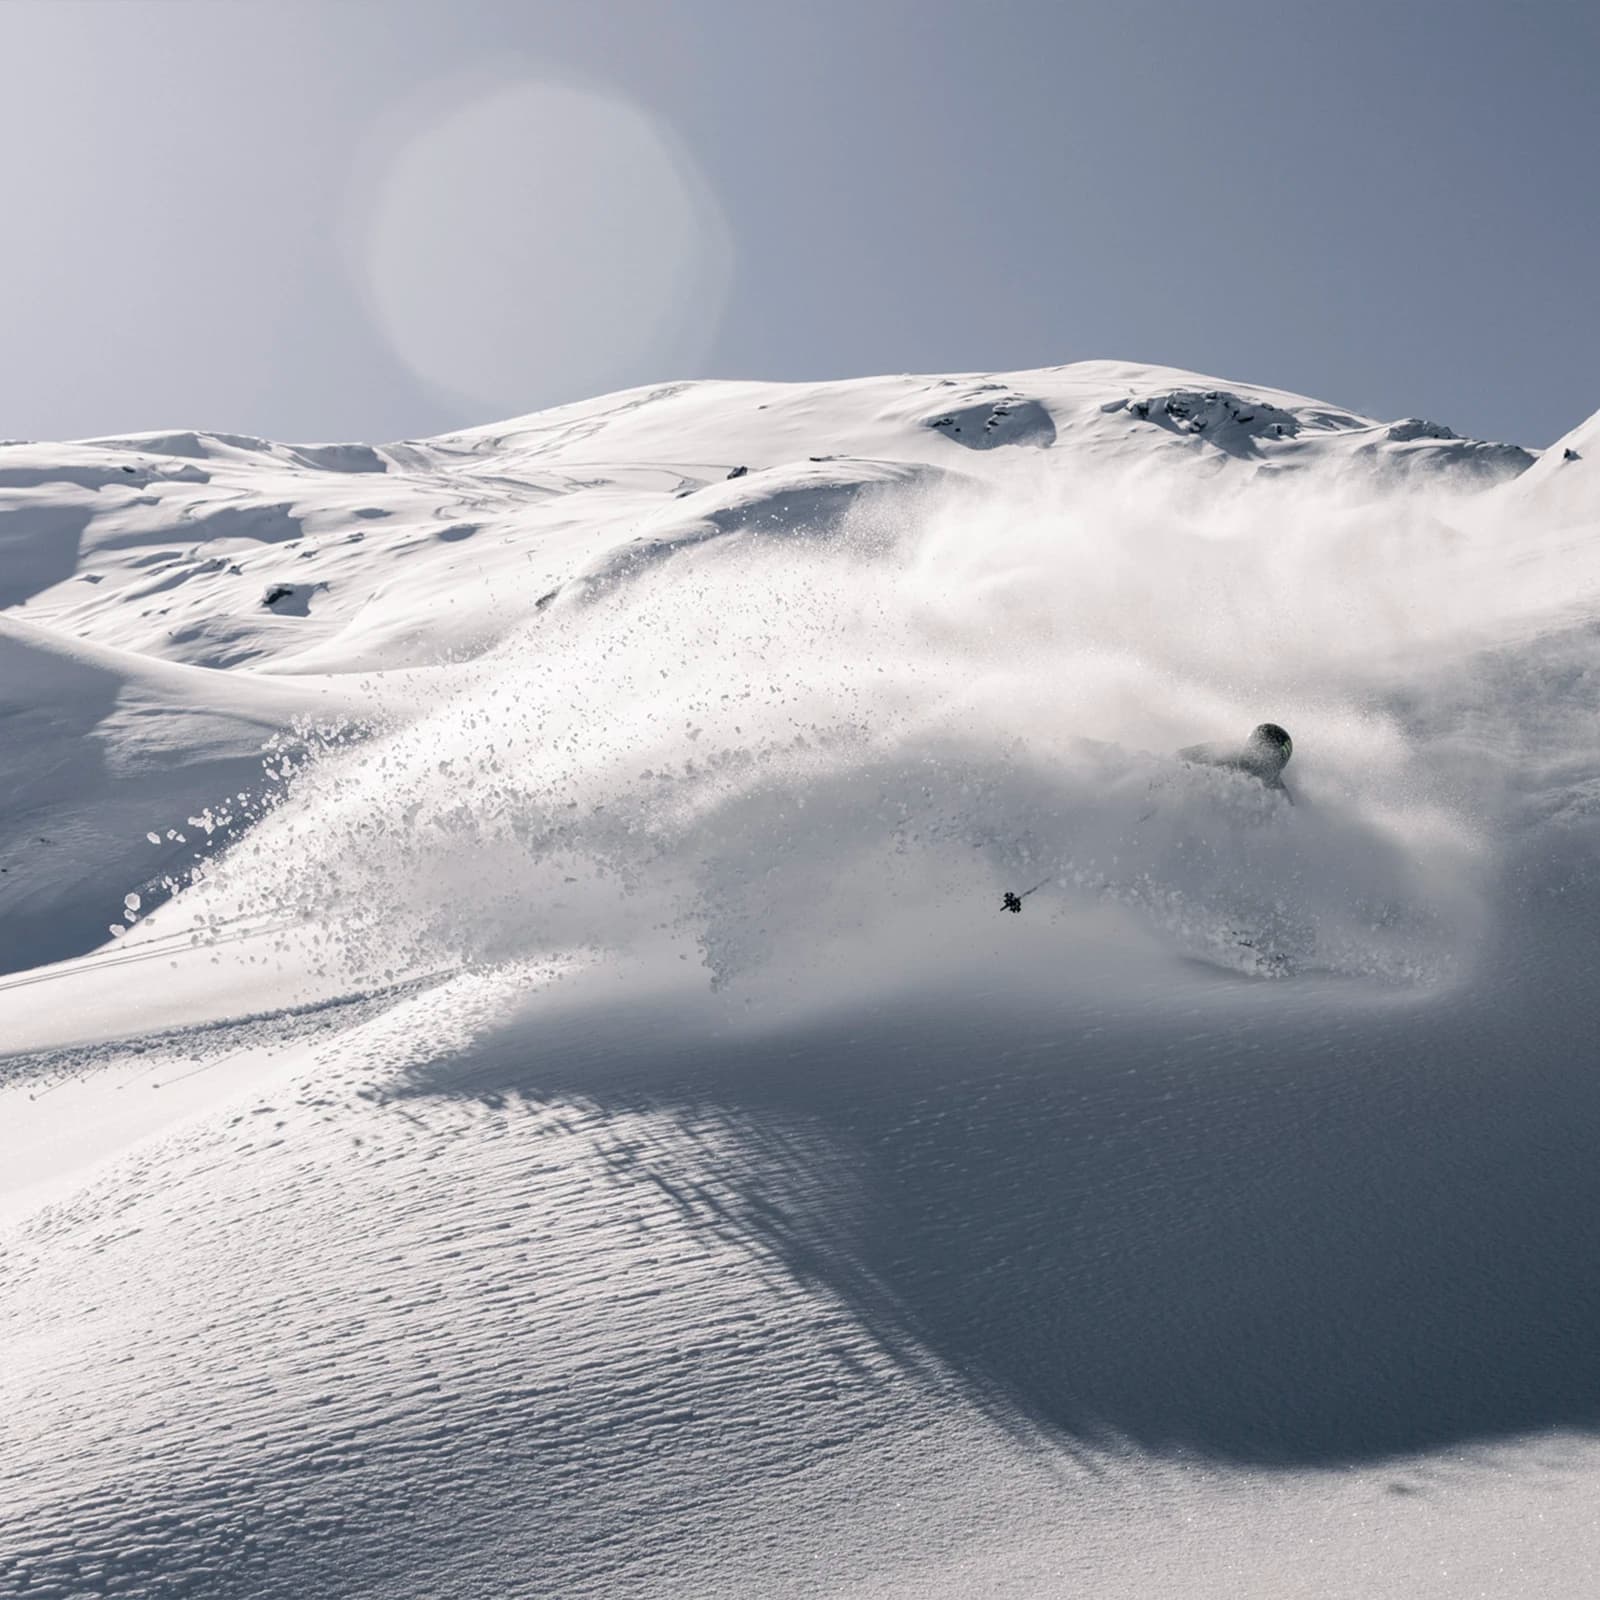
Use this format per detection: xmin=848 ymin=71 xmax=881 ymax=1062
xmin=3 ymin=361 xmax=1600 ymax=1599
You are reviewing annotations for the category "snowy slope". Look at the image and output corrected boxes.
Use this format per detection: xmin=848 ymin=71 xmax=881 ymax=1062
xmin=3 ymin=361 xmax=1600 ymax=1599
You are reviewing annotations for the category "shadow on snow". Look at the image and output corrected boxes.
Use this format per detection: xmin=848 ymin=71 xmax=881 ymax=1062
xmin=392 ymin=864 xmax=1600 ymax=1470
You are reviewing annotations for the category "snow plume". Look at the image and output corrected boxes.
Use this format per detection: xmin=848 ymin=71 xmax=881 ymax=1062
xmin=146 ymin=445 xmax=1528 ymax=1012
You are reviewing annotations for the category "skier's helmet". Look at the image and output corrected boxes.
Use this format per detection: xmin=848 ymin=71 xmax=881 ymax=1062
xmin=1250 ymin=723 xmax=1293 ymax=767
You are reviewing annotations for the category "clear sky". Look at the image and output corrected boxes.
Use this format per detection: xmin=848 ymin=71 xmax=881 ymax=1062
xmin=2 ymin=0 xmax=1595 ymax=447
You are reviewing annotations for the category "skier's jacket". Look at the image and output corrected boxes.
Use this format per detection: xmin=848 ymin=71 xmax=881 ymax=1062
xmin=1178 ymin=723 xmax=1294 ymax=802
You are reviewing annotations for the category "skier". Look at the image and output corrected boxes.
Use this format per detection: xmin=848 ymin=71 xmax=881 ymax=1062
xmin=1178 ymin=722 xmax=1294 ymax=802
xmin=998 ymin=723 xmax=1295 ymax=913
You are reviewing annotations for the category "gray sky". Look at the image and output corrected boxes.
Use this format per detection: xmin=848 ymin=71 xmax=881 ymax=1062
xmin=2 ymin=0 xmax=1594 ymax=448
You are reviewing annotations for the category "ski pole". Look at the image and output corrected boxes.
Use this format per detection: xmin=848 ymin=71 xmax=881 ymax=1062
xmin=1000 ymin=877 xmax=1051 ymax=913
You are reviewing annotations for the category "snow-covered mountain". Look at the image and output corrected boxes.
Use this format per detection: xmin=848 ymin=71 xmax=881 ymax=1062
xmin=3 ymin=361 xmax=1599 ymax=1598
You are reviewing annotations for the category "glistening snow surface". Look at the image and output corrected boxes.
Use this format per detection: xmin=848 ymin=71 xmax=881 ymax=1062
xmin=2 ymin=361 xmax=1599 ymax=1597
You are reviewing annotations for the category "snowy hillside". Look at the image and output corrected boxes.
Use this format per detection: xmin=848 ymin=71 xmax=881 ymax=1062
xmin=4 ymin=361 xmax=1600 ymax=1598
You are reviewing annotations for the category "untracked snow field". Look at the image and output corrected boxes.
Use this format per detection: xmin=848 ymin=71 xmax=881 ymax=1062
xmin=3 ymin=362 xmax=1599 ymax=1597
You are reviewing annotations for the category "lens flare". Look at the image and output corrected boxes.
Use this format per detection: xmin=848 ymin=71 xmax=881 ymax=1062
xmin=359 ymin=77 xmax=733 ymax=415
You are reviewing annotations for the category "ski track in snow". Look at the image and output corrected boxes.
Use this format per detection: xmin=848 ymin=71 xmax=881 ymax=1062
xmin=3 ymin=360 xmax=1600 ymax=1596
